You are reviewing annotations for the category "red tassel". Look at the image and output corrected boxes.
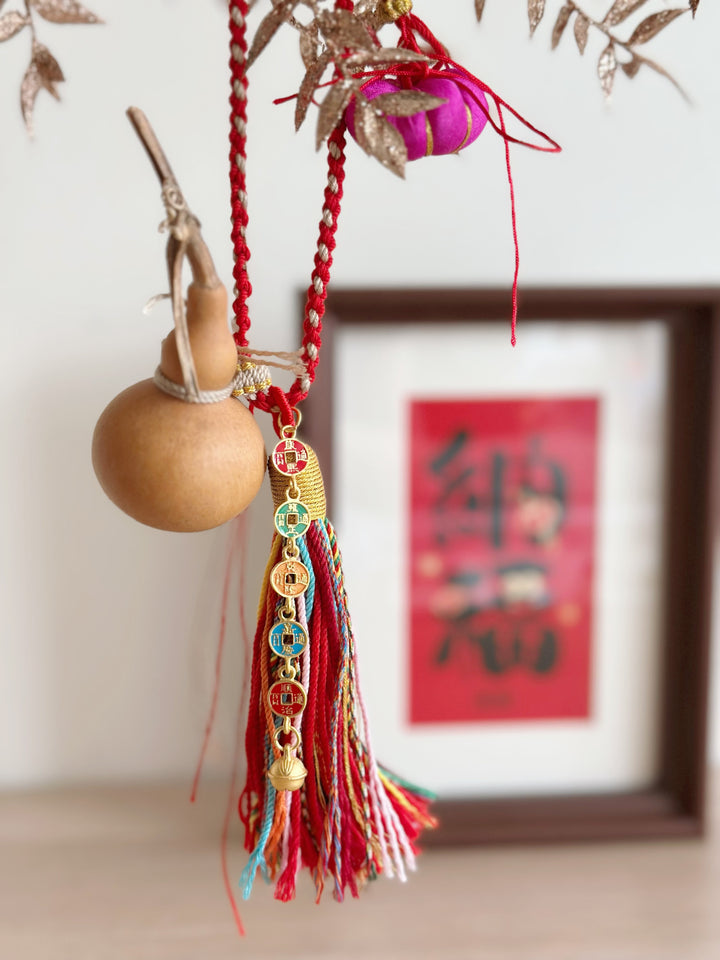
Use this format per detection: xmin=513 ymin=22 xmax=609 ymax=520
xmin=239 ymin=438 xmax=436 ymax=902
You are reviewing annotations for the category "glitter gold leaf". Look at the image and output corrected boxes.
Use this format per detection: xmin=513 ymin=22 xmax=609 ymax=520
xmin=351 ymin=93 xmax=379 ymax=155
xmin=598 ymin=40 xmax=617 ymax=98
xmin=0 ymin=10 xmax=29 ymax=41
xmin=353 ymin=0 xmax=385 ymax=29
xmin=21 ymin=42 xmax=65 ymax=135
xmin=353 ymin=95 xmax=386 ymax=156
xmin=474 ymin=0 xmax=487 ymax=21
xmin=636 ymin=53 xmax=689 ymax=100
xmin=247 ymin=0 xmax=298 ymax=69
xmin=295 ymin=50 xmax=331 ymax=131
xmin=371 ymin=113 xmax=407 ymax=178
xmin=628 ymin=8 xmax=686 ymax=45
xmin=573 ymin=12 xmax=590 ymax=54
xmin=344 ymin=46 xmax=428 ymax=67
xmin=29 ymin=0 xmax=102 ymax=24
xmin=33 ymin=41 xmax=64 ymax=93
xmin=621 ymin=55 xmax=641 ymax=77
xmin=528 ymin=0 xmax=546 ymax=36
xmin=318 ymin=9 xmax=374 ymax=52
xmin=353 ymin=96 xmax=407 ymax=178
xmin=371 ymin=90 xmax=446 ymax=117
xmin=299 ymin=21 xmax=321 ymax=69
xmin=20 ymin=61 xmax=44 ymax=135
xmin=551 ymin=2 xmax=574 ymax=49
xmin=603 ymin=0 xmax=650 ymax=28
xmin=316 ymin=79 xmax=356 ymax=149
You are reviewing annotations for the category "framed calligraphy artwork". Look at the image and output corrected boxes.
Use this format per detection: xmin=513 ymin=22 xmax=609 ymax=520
xmin=303 ymin=288 xmax=719 ymax=844
xmin=409 ymin=396 xmax=597 ymax=726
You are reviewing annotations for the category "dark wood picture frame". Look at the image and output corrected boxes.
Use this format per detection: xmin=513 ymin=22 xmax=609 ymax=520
xmin=303 ymin=288 xmax=719 ymax=846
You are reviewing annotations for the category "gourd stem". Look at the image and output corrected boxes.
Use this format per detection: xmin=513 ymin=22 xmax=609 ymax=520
xmin=126 ymin=106 xmax=220 ymax=290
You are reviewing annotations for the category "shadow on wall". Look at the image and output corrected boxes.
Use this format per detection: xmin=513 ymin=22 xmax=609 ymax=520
xmin=18 ymin=352 xmax=271 ymax=786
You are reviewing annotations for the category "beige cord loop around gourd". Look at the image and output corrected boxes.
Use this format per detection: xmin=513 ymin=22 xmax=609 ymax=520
xmin=153 ymin=359 xmax=274 ymax=404
xmin=153 ymin=366 xmax=239 ymax=403
xmin=269 ymin=445 xmax=327 ymax=521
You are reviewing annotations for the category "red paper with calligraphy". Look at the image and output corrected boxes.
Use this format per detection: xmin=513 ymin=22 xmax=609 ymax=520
xmin=409 ymin=397 xmax=598 ymax=724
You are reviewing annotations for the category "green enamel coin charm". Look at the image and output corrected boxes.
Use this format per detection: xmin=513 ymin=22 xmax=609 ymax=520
xmin=274 ymin=500 xmax=311 ymax=539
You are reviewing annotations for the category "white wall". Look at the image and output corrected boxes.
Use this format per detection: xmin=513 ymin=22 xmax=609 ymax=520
xmin=1 ymin=0 xmax=719 ymax=786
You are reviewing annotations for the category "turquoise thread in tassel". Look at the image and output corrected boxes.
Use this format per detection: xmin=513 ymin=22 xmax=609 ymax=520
xmin=240 ymin=745 xmax=277 ymax=899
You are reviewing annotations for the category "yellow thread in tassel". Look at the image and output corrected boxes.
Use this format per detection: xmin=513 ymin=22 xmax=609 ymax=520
xmin=380 ymin=773 xmax=438 ymax=828
xmin=342 ymin=681 xmax=368 ymax=832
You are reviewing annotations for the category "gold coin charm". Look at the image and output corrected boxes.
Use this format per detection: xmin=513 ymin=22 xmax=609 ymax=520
xmin=270 ymin=558 xmax=310 ymax=598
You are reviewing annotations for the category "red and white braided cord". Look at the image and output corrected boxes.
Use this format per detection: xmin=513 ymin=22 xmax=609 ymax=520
xmin=229 ymin=1 xmax=252 ymax=344
xmin=228 ymin=0 xmax=349 ymax=427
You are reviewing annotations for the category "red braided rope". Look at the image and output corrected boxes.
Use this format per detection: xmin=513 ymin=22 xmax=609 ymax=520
xmin=254 ymin=122 xmax=347 ymax=427
xmin=229 ymin=1 xmax=252 ymax=347
xmin=288 ymin=124 xmax=347 ymax=409
xmin=228 ymin=0 xmax=351 ymax=430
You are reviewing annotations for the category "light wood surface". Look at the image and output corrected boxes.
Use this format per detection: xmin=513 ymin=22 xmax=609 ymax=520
xmin=1 ymin=779 xmax=719 ymax=959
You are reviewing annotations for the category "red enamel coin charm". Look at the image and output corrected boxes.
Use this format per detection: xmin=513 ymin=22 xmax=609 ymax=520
xmin=272 ymin=438 xmax=309 ymax=476
xmin=268 ymin=680 xmax=307 ymax=718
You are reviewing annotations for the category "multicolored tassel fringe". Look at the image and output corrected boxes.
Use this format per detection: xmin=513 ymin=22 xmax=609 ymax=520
xmin=239 ymin=438 xmax=435 ymax=902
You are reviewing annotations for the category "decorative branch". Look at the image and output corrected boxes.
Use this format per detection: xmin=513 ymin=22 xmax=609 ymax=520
xmin=1 ymin=0 xmax=702 ymax=138
xmin=476 ymin=0 xmax=699 ymax=100
xmin=246 ymin=1 xmax=432 ymax=176
xmin=1 ymin=0 xmax=101 ymax=134
xmin=250 ymin=0 xmax=700 ymax=167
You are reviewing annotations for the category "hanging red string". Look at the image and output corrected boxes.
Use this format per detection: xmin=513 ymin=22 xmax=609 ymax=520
xmin=389 ymin=11 xmax=560 ymax=345
xmin=189 ymin=515 xmax=250 ymax=937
